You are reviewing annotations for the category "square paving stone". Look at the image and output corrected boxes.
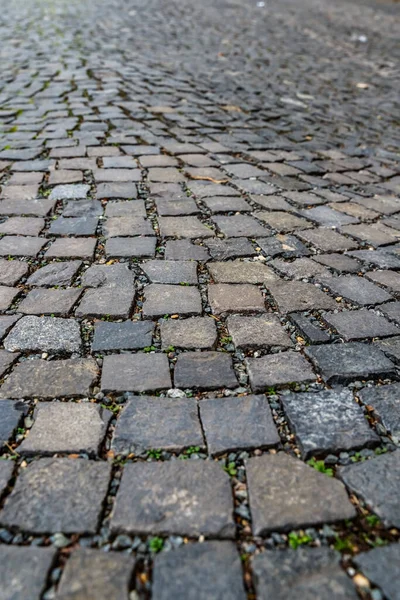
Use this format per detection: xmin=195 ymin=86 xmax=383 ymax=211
xmin=165 ymin=240 xmax=210 ymax=261
xmin=319 ymin=276 xmax=392 ymax=306
xmin=322 ymin=309 xmax=399 ymax=341
xmin=205 ymin=237 xmax=255 ymax=260
xmin=0 ymin=286 xmax=20 ymax=311
xmin=27 ymin=260 xmax=82 ymax=287
xmin=0 ymin=358 xmax=98 ymax=399
xmin=158 ymin=217 xmax=214 ymax=238
xmin=141 ymin=260 xmax=198 ymax=284
xmin=0 ymin=236 xmax=46 ymax=257
xmin=246 ymin=351 xmax=315 ymax=392
xmin=160 ymin=317 xmax=217 ymax=349
xmin=354 ymin=544 xmax=400 ymax=600
xmin=0 ymin=217 xmax=44 ymax=236
xmin=200 ymin=395 xmax=280 ymax=456
xmin=103 ymin=216 xmax=154 ymax=237
xmin=305 ymin=342 xmax=396 ymax=384
xmin=110 ymin=461 xmax=235 ymax=537
xmin=4 ymin=315 xmax=81 ymax=353
xmin=56 ymin=549 xmax=135 ymax=600
xmin=75 ymin=288 xmax=135 ymax=318
xmin=252 ymin=547 xmax=359 ymax=600
xmin=0 ymin=458 xmax=111 ymax=534
xmin=213 ymin=215 xmax=267 ymax=237
xmin=112 ymin=396 xmax=204 ymax=455
xmin=339 ymin=451 xmax=400 ymax=527
xmin=0 ymin=400 xmax=27 ymax=451
xmin=45 ymin=238 xmax=96 ymax=259
xmin=174 ymin=351 xmax=238 ymax=389
xmin=208 ymin=260 xmax=278 ymax=284
xmin=208 ymin=284 xmax=265 ymax=315
xmin=246 ymin=453 xmax=355 ymax=534
xmin=281 ymin=388 xmax=379 ymax=459
xmin=227 ymin=315 xmax=293 ymax=348
xmin=101 ymin=353 xmax=172 ymax=393
xmin=296 ymin=228 xmax=358 ymax=252
xmin=0 ymin=546 xmax=56 ymax=600
xmin=105 ymin=237 xmax=157 ymax=258
xmin=268 ymin=281 xmax=337 ymax=313
xmin=92 ymin=320 xmax=154 ymax=351
xmin=152 ymin=541 xmax=246 ymax=600
xmin=143 ymin=284 xmax=202 ymax=318
xmin=81 ymin=263 xmax=134 ymax=288
xmin=48 ymin=216 xmax=98 ymax=236
xmin=18 ymin=403 xmax=112 ymax=457
xmin=17 ymin=288 xmax=82 ymax=315
xmin=0 ymin=259 xmax=28 ymax=285
xmin=359 ymin=383 xmax=400 ymax=437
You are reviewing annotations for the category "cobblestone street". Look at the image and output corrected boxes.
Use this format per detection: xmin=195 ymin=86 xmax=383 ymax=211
xmin=0 ymin=0 xmax=400 ymax=597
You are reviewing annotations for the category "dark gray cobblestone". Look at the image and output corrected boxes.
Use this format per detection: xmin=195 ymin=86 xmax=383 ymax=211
xmin=0 ymin=0 xmax=399 ymax=595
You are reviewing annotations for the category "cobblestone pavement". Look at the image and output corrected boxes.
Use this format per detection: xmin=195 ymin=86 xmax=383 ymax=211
xmin=0 ymin=0 xmax=400 ymax=597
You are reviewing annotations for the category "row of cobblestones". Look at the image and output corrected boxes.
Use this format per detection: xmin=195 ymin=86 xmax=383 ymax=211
xmin=0 ymin=0 xmax=400 ymax=598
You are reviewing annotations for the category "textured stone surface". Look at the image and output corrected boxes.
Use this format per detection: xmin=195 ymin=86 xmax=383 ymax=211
xmin=0 ymin=358 xmax=98 ymax=398
xmin=0 ymin=458 xmax=111 ymax=533
xmin=112 ymin=396 xmax=203 ymax=455
xmin=111 ymin=461 xmax=235 ymax=537
xmin=208 ymin=260 xmax=278 ymax=284
xmin=359 ymin=383 xmax=400 ymax=437
xmin=268 ymin=281 xmax=337 ymax=313
xmin=18 ymin=403 xmax=112 ymax=456
xmin=143 ymin=284 xmax=202 ymax=317
xmin=0 ymin=400 xmax=27 ymax=450
xmin=141 ymin=260 xmax=198 ymax=284
xmin=340 ymin=451 xmax=400 ymax=527
xmin=208 ymin=283 xmax=265 ymax=315
xmin=27 ymin=260 xmax=82 ymax=287
xmin=322 ymin=309 xmax=399 ymax=341
xmin=4 ymin=315 xmax=81 ymax=353
xmin=56 ymin=549 xmax=135 ymax=600
xmin=305 ymin=342 xmax=396 ymax=384
xmin=174 ymin=351 xmax=238 ymax=389
xmin=200 ymin=395 xmax=280 ymax=455
xmin=246 ymin=351 xmax=315 ymax=392
xmin=101 ymin=353 xmax=172 ymax=392
xmin=160 ymin=317 xmax=217 ymax=349
xmin=152 ymin=542 xmax=247 ymax=600
xmin=319 ymin=276 xmax=392 ymax=306
xmin=354 ymin=544 xmax=400 ymax=600
xmin=246 ymin=453 xmax=355 ymax=534
xmin=0 ymin=460 xmax=14 ymax=494
xmin=281 ymin=389 xmax=379 ymax=458
xmin=227 ymin=315 xmax=293 ymax=348
xmin=253 ymin=548 xmax=359 ymax=600
xmin=92 ymin=320 xmax=154 ymax=351
xmin=0 ymin=546 xmax=56 ymax=600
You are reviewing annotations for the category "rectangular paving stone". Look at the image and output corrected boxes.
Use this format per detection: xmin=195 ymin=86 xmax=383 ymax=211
xmin=296 ymin=228 xmax=358 ymax=252
xmin=160 ymin=316 xmax=217 ymax=349
xmin=4 ymin=315 xmax=81 ymax=353
xmin=0 ymin=400 xmax=27 ymax=451
xmin=165 ymin=239 xmax=210 ymax=261
xmin=49 ymin=184 xmax=90 ymax=200
xmin=0 ymin=546 xmax=56 ymax=600
xmin=322 ymin=309 xmax=399 ymax=341
xmin=0 ymin=357 xmax=98 ymax=399
xmin=256 ymin=211 xmax=312 ymax=232
xmin=348 ymin=249 xmax=400 ymax=270
xmin=0 ymin=259 xmax=28 ymax=285
xmin=0 ymin=217 xmax=44 ymax=236
xmin=101 ymin=353 xmax=172 ymax=393
xmin=354 ymin=544 xmax=400 ymax=600
xmin=281 ymin=388 xmax=379 ymax=459
xmin=227 ymin=314 xmax=293 ymax=348
xmin=0 ymin=286 xmax=20 ymax=311
xmin=45 ymin=238 xmax=96 ymax=259
xmin=141 ymin=260 xmax=198 ymax=284
xmin=18 ymin=403 xmax=112 ymax=457
xmin=75 ymin=288 xmax=135 ymax=318
xmin=0 ymin=235 xmax=46 ymax=258
xmin=305 ymin=342 xmax=396 ymax=384
xmin=341 ymin=222 xmax=400 ymax=247
xmin=152 ymin=542 xmax=246 ymax=600
xmin=143 ymin=284 xmax=202 ymax=318
xmin=0 ymin=458 xmax=111 ymax=534
xmin=366 ymin=270 xmax=400 ymax=292
xmin=313 ymin=253 xmax=361 ymax=273
xmin=81 ymin=263 xmax=134 ymax=288
xmin=103 ymin=216 xmax=154 ymax=237
xmin=208 ymin=260 xmax=278 ymax=284
xmin=256 ymin=234 xmax=311 ymax=258
xmin=205 ymin=237 xmax=255 ymax=260
xmin=56 ymin=549 xmax=135 ymax=600
xmin=48 ymin=216 xmax=98 ymax=236
xmin=213 ymin=214 xmax=267 ymax=237
xmin=110 ymin=461 xmax=235 ymax=537
xmin=252 ymin=548 xmax=359 ymax=600
xmin=290 ymin=313 xmax=330 ymax=343
xmin=159 ymin=216 xmax=215 ymax=238
xmin=0 ymin=198 xmax=55 ymax=217
xmin=246 ymin=351 xmax=315 ymax=392
xmin=0 ymin=315 xmax=20 ymax=341
xmin=246 ymin=453 xmax=355 ymax=535
xmin=340 ymin=451 xmax=400 ymax=528
xmin=104 ymin=200 xmax=146 ymax=218
xmin=359 ymin=383 xmax=400 ymax=437
xmin=174 ymin=351 xmax=238 ymax=389
xmin=271 ymin=257 xmax=329 ymax=280
xmin=96 ymin=182 xmax=138 ymax=200
xmin=268 ymin=281 xmax=337 ymax=313
xmin=17 ymin=288 xmax=82 ymax=315
xmin=92 ymin=320 xmax=154 ymax=351
xmin=105 ymin=236 xmax=157 ymax=258
xmin=319 ymin=275 xmax=392 ymax=306
xmin=27 ymin=260 xmax=82 ymax=287
xmin=208 ymin=283 xmax=265 ymax=315
xmin=200 ymin=395 xmax=280 ymax=456
xmin=112 ymin=396 xmax=204 ymax=455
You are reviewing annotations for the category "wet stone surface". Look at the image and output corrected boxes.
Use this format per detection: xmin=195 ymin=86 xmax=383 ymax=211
xmin=0 ymin=0 xmax=399 ymax=593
